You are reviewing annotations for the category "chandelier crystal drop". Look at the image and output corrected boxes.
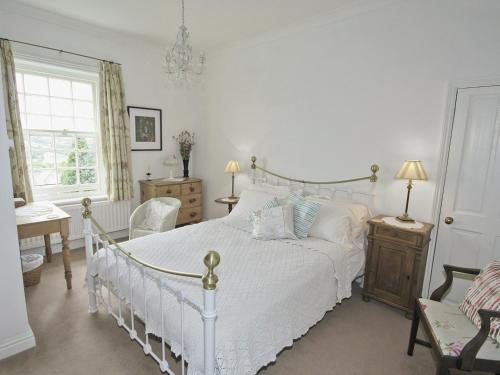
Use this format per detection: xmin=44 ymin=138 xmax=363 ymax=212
xmin=164 ymin=0 xmax=205 ymax=82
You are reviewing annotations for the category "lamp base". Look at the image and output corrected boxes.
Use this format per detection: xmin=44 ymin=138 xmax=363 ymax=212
xmin=396 ymin=214 xmax=415 ymax=223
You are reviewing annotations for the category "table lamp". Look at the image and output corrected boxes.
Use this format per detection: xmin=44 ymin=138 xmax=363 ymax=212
xmin=394 ymin=160 xmax=428 ymax=223
xmin=163 ymin=154 xmax=179 ymax=179
xmin=224 ymin=160 xmax=240 ymax=198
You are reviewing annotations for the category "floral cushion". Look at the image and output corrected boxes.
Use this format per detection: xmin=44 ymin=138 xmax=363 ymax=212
xmin=418 ymin=299 xmax=500 ymax=360
xmin=459 ymin=261 xmax=500 ymax=343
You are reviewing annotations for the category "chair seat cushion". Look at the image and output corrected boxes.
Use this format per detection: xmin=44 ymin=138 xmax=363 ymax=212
xmin=143 ymin=201 xmax=176 ymax=231
xmin=418 ymin=299 xmax=500 ymax=360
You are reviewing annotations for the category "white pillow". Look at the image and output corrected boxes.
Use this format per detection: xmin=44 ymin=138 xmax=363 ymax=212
xmin=142 ymin=201 xmax=175 ymax=232
xmin=306 ymin=196 xmax=369 ymax=242
xmin=247 ymin=183 xmax=291 ymax=199
xmin=228 ymin=189 xmax=278 ymax=218
xmin=251 ymin=204 xmax=297 ymax=240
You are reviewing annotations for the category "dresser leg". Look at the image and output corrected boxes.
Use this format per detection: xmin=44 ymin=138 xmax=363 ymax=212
xmin=407 ymin=308 xmax=420 ymax=356
xmin=362 ymin=294 xmax=370 ymax=302
xmin=44 ymin=234 xmax=52 ymax=263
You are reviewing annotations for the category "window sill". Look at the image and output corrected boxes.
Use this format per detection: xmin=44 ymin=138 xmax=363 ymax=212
xmin=50 ymin=195 xmax=109 ymax=208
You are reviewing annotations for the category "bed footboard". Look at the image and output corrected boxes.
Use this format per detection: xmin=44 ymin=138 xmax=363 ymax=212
xmin=81 ymin=198 xmax=220 ymax=375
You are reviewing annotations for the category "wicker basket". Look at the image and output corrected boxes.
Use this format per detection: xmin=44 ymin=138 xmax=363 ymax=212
xmin=23 ymin=264 xmax=42 ymax=287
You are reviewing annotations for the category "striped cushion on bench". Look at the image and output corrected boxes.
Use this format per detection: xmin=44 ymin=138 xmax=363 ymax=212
xmin=459 ymin=261 xmax=500 ymax=343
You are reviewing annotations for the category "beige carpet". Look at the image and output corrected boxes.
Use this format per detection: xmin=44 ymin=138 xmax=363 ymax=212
xmin=0 ymin=249 xmax=487 ymax=375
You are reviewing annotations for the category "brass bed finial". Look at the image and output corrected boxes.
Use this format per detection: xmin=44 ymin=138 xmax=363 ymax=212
xmin=82 ymin=197 xmax=92 ymax=218
xmin=202 ymin=251 xmax=220 ymax=290
xmin=250 ymin=157 xmax=380 ymax=185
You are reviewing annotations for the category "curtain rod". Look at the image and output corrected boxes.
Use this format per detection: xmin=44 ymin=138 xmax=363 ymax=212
xmin=0 ymin=37 xmax=121 ymax=66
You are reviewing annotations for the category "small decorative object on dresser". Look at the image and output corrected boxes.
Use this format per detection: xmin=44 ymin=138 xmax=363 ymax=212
xmin=139 ymin=177 xmax=202 ymax=225
xmin=173 ymin=130 xmax=195 ymax=178
xmin=362 ymin=214 xmax=434 ymax=318
xmin=128 ymin=106 xmax=162 ymax=151
xmin=215 ymin=196 xmax=240 ymax=214
xmin=163 ymin=154 xmax=180 ymax=180
xmin=394 ymin=160 xmax=428 ymax=223
xmin=224 ymin=160 xmax=240 ymax=198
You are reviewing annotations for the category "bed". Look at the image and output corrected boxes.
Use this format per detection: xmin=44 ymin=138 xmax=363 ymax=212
xmin=81 ymin=157 xmax=379 ymax=375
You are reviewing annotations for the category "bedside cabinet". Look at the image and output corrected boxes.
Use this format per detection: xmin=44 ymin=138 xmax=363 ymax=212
xmin=139 ymin=178 xmax=203 ymax=226
xmin=362 ymin=215 xmax=434 ymax=317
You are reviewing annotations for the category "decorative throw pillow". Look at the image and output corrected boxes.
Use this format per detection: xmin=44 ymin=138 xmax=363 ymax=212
xmin=142 ymin=201 xmax=175 ymax=232
xmin=459 ymin=261 xmax=500 ymax=342
xmin=251 ymin=204 xmax=297 ymax=240
xmin=248 ymin=197 xmax=280 ymax=224
xmin=288 ymin=193 xmax=321 ymax=239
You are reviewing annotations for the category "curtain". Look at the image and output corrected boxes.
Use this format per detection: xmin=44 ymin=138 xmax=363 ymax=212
xmin=0 ymin=40 xmax=33 ymax=202
xmin=99 ymin=62 xmax=133 ymax=201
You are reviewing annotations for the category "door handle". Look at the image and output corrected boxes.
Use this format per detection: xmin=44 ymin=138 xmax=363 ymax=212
xmin=444 ymin=217 xmax=454 ymax=225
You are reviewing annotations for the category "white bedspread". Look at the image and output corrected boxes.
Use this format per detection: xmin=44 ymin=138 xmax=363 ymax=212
xmin=89 ymin=217 xmax=362 ymax=375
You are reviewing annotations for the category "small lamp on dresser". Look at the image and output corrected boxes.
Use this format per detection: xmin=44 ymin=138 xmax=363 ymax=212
xmin=163 ymin=154 xmax=179 ymax=180
xmin=224 ymin=160 xmax=240 ymax=198
xmin=394 ymin=160 xmax=428 ymax=223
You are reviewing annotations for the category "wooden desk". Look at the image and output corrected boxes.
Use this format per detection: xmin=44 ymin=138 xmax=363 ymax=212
xmin=16 ymin=201 xmax=72 ymax=289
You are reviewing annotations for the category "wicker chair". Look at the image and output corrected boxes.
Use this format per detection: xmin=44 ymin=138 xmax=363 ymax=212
xmin=129 ymin=197 xmax=181 ymax=240
xmin=407 ymin=264 xmax=500 ymax=375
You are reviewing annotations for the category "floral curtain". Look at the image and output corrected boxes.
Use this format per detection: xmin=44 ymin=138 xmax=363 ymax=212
xmin=0 ymin=40 xmax=33 ymax=202
xmin=99 ymin=62 xmax=133 ymax=201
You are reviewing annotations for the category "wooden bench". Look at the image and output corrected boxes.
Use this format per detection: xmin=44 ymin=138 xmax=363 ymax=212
xmin=407 ymin=265 xmax=500 ymax=375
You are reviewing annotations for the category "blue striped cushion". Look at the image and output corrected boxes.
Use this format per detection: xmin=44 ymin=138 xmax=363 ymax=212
xmin=288 ymin=193 xmax=321 ymax=239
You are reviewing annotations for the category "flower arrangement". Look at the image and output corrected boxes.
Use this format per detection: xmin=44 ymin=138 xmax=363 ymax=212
xmin=173 ymin=130 xmax=195 ymax=160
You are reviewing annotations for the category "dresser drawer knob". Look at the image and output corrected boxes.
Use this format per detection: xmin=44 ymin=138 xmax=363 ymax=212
xmin=189 ymin=212 xmax=197 ymax=218
xmin=166 ymin=190 xmax=172 ymax=194
xmin=190 ymin=186 xmax=195 ymax=192
xmin=189 ymin=198 xmax=196 ymax=203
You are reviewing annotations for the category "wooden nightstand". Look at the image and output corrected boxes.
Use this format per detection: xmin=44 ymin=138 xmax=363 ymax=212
xmin=215 ymin=197 xmax=239 ymax=214
xmin=362 ymin=215 xmax=434 ymax=317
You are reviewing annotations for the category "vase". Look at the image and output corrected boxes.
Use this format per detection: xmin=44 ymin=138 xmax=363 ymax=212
xmin=183 ymin=159 xmax=190 ymax=178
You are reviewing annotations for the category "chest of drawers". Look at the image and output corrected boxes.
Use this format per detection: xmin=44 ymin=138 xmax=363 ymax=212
xmin=139 ymin=178 xmax=203 ymax=225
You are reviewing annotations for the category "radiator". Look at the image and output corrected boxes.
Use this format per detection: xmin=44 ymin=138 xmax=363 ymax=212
xmin=20 ymin=200 xmax=131 ymax=251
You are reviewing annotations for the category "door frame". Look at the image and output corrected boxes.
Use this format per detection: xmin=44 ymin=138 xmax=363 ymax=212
xmin=422 ymin=77 xmax=500 ymax=297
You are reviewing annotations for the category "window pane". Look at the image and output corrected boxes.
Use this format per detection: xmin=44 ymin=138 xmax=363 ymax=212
xmin=54 ymin=136 xmax=75 ymax=150
xmin=25 ymin=95 xmax=50 ymax=115
xmin=58 ymin=169 xmax=77 ymax=185
xmin=16 ymin=73 xmax=24 ymax=92
xmin=78 ymin=151 xmax=96 ymax=167
xmin=52 ymin=116 xmax=74 ymax=131
xmin=79 ymin=168 xmax=96 ymax=184
xmin=18 ymin=94 xmax=25 ymax=113
xmin=75 ymin=118 xmax=95 ymax=132
xmin=30 ymin=150 xmax=55 ymax=169
xmin=77 ymin=136 xmax=95 ymax=150
xmin=49 ymin=78 xmax=71 ymax=98
xmin=30 ymin=135 xmax=53 ymax=150
xmin=50 ymin=98 xmax=73 ymax=117
xmin=33 ymin=169 xmax=57 ymax=186
xmin=56 ymin=150 xmax=76 ymax=167
xmin=27 ymin=114 xmax=51 ymax=130
xmin=73 ymin=101 xmax=93 ymax=118
xmin=24 ymin=74 xmax=48 ymax=95
xmin=72 ymin=81 xmax=93 ymax=100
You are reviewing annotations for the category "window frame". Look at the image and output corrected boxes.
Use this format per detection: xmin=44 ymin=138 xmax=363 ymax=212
xmin=15 ymin=59 xmax=105 ymax=202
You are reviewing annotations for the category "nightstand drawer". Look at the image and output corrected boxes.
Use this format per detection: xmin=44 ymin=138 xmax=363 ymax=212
xmin=156 ymin=185 xmax=181 ymax=197
xmin=181 ymin=182 xmax=202 ymax=195
xmin=178 ymin=206 xmax=202 ymax=224
xmin=373 ymin=225 xmax=419 ymax=246
xmin=180 ymin=194 xmax=201 ymax=208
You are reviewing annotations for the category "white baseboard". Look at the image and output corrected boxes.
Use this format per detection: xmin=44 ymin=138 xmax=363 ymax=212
xmin=0 ymin=329 xmax=36 ymax=360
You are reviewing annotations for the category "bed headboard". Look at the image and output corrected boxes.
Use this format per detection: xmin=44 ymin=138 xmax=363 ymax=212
xmin=250 ymin=156 xmax=380 ymax=211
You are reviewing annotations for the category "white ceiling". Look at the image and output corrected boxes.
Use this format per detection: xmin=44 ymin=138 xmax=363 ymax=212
xmin=11 ymin=0 xmax=369 ymax=49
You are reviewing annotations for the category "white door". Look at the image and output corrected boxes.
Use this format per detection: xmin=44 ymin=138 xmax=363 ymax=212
xmin=429 ymin=85 xmax=500 ymax=303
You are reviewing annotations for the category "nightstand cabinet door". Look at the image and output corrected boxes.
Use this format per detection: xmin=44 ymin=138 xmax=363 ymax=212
xmin=365 ymin=240 xmax=415 ymax=308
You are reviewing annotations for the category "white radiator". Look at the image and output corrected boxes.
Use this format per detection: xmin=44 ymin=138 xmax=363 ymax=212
xmin=20 ymin=200 xmax=131 ymax=251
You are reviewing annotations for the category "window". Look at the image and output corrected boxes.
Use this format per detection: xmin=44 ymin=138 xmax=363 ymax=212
xmin=15 ymin=60 xmax=104 ymax=201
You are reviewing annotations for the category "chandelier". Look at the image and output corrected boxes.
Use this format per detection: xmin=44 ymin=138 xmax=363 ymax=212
xmin=164 ymin=0 xmax=205 ymax=81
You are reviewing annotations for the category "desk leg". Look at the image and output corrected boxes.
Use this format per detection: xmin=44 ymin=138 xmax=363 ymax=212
xmin=228 ymin=203 xmax=233 ymax=214
xmin=60 ymin=222 xmax=72 ymax=290
xmin=44 ymin=234 xmax=52 ymax=263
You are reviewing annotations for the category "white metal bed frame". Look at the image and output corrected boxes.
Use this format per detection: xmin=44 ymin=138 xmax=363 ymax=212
xmin=81 ymin=156 xmax=379 ymax=375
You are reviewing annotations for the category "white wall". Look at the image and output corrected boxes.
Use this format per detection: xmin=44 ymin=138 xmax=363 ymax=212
xmin=0 ymin=2 xmax=203 ymax=212
xmin=197 ymin=0 xmax=500 ymax=221
xmin=0 ymin=70 xmax=35 ymax=359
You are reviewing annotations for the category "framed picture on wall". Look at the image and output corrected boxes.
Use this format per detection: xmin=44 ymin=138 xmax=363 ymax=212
xmin=128 ymin=106 xmax=162 ymax=151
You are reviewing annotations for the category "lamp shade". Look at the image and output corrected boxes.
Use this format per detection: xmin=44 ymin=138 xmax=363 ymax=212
xmin=163 ymin=154 xmax=179 ymax=167
xmin=395 ymin=160 xmax=428 ymax=181
xmin=224 ymin=160 xmax=241 ymax=173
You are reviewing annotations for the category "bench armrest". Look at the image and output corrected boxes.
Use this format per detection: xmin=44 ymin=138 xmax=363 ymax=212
xmin=459 ymin=309 xmax=500 ymax=371
xmin=430 ymin=264 xmax=481 ymax=302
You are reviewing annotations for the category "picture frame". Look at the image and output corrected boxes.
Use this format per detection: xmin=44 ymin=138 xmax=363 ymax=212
xmin=128 ymin=106 xmax=162 ymax=151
